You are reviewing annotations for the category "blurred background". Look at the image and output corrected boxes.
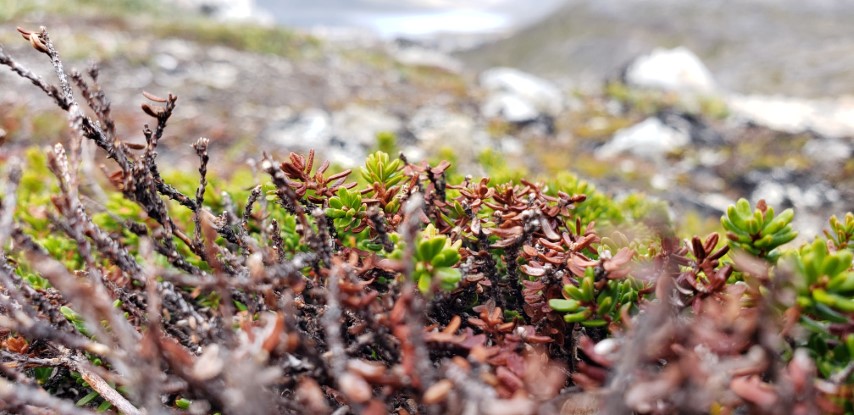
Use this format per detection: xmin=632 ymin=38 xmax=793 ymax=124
xmin=0 ymin=0 xmax=851 ymax=237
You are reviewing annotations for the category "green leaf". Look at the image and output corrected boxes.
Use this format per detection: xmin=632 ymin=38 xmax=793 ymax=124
xmin=176 ymin=398 xmax=192 ymax=410
xmin=325 ymin=208 xmax=345 ymax=218
xmin=813 ymin=303 xmax=849 ymax=324
xmin=548 ymin=299 xmax=580 ymax=312
xmin=828 ymin=271 xmax=854 ymax=293
xmin=580 ymin=276 xmax=595 ymax=301
xmin=436 ymin=268 xmax=461 ymax=290
xmin=33 ymin=367 xmax=53 ymax=384
xmin=799 ymin=315 xmax=829 ymax=335
xmin=735 ymin=198 xmax=752 ymax=219
xmin=60 ymin=306 xmax=80 ymax=321
xmin=417 ymin=272 xmax=432 ymax=293
xmin=581 ymin=319 xmax=608 ymax=327
xmin=564 ymin=284 xmax=583 ymax=300
xmin=76 ymin=391 xmax=99 ymax=407
xmin=417 ymin=237 xmax=446 ymax=262
xmin=597 ymin=296 xmax=615 ymax=314
xmin=762 ymin=208 xmax=793 ymax=234
xmin=431 ymin=249 xmax=460 ymax=268
xmin=563 ymin=308 xmax=591 ymax=323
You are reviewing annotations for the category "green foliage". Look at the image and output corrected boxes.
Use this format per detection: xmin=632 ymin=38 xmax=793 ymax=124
xmin=326 ymin=187 xmax=366 ymax=232
xmin=33 ymin=366 xmax=53 ymax=384
xmin=360 ymin=150 xmax=405 ymax=215
xmin=7 ymin=24 xmax=852 ymax=413
xmin=60 ymin=306 xmax=89 ymax=337
xmin=825 ymin=212 xmax=854 ymax=251
xmin=477 ymin=148 xmax=526 ymax=184
xmin=552 ymin=267 xmax=641 ymax=327
xmin=152 ymin=18 xmax=319 ymax=59
xmin=197 ymin=291 xmax=221 ymax=310
xmin=411 ymin=226 xmax=462 ymax=293
xmin=721 ymin=198 xmax=797 ymax=263
xmin=6 ymin=138 xmax=853 ymax=411
xmin=547 ymin=171 xmax=624 ymax=227
xmin=782 ymin=213 xmax=854 ymax=393
xmin=375 ymin=131 xmax=398 ymax=156
xmin=175 ymin=398 xmax=192 ymax=410
xmin=793 ymin=238 xmax=854 ymax=315
xmin=361 ymin=151 xmax=404 ymax=189
xmin=276 ymin=213 xmax=303 ymax=254
xmin=76 ymin=391 xmax=100 ymax=407
xmin=0 ymin=0 xmax=158 ymax=21
xmin=788 ymin=236 xmax=854 ymax=384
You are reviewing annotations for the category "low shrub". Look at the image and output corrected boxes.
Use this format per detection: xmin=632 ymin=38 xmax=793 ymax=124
xmin=0 ymin=26 xmax=851 ymax=415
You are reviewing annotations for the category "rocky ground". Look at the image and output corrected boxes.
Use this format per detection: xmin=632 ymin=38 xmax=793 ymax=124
xmin=458 ymin=0 xmax=854 ymax=98
xmin=0 ymin=2 xmax=851 ymax=240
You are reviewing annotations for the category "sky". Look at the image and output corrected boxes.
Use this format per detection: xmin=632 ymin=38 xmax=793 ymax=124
xmin=255 ymin=0 xmax=569 ymax=37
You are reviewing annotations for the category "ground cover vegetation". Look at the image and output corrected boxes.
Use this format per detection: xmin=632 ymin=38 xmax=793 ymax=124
xmin=0 ymin=26 xmax=852 ymax=415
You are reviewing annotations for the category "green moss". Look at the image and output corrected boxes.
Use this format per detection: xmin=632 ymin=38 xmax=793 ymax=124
xmin=152 ymin=19 xmax=320 ymax=59
xmin=0 ymin=0 xmax=162 ymax=21
xmin=546 ymin=171 xmax=623 ymax=227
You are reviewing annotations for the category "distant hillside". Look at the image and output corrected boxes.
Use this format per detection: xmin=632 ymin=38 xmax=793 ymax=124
xmin=456 ymin=0 xmax=854 ymax=97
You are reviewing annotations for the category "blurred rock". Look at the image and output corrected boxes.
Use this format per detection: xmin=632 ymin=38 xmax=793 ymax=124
xmin=261 ymin=108 xmax=332 ymax=151
xmin=624 ymin=47 xmax=716 ymax=93
xmin=407 ymin=107 xmax=487 ymax=159
xmin=409 ymin=107 xmax=477 ymax=144
xmin=195 ymin=62 xmax=239 ymax=89
xmin=174 ymin=0 xmax=274 ymax=24
xmin=657 ymin=109 xmax=724 ymax=147
xmin=727 ymin=94 xmax=854 ymax=138
xmin=803 ymin=137 xmax=852 ymax=165
xmin=331 ymin=105 xmax=402 ymax=148
xmin=596 ymin=117 xmax=690 ymax=160
xmin=480 ymin=67 xmax=563 ymax=123
xmin=390 ymin=43 xmax=462 ymax=73
xmin=751 ymin=178 xmax=840 ymax=210
xmin=262 ymin=106 xmax=403 ymax=166
xmin=481 ymin=93 xmax=539 ymax=123
xmin=744 ymin=168 xmax=843 ymax=239
xmin=697 ymin=193 xmax=733 ymax=214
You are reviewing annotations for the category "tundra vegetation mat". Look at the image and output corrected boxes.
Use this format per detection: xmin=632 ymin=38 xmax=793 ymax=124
xmin=0 ymin=26 xmax=853 ymax=415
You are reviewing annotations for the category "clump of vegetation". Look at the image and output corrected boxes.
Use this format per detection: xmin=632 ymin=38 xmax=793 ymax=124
xmin=1 ymin=26 xmax=852 ymax=415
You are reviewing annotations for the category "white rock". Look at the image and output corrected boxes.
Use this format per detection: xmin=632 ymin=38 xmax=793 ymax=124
xmin=196 ymin=62 xmax=239 ymax=89
xmin=479 ymin=67 xmax=563 ymax=121
xmin=331 ymin=105 xmax=401 ymax=148
xmin=154 ymin=53 xmax=179 ymax=72
xmin=650 ymin=173 xmax=671 ymax=190
xmin=803 ymin=137 xmax=852 ymax=165
xmin=174 ymin=0 xmax=273 ymax=24
xmin=157 ymin=39 xmax=197 ymax=61
xmin=498 ymin=136 xmax=524 ymax=155
xmin=727 ymin=94 xmax=854 ymax=138
xmin=263 ymin=106 xmax=402 ymax=167
xmin=409 ymin=107 xmax=477 ymax=144
xmin=325 ymin=142 xmax=367 ymax=167
xmin=751 ymin=180 xmax=786 ymax=208
xmin=698 ymin=193 xmax=733 ymax=213
xmin=481 ymin=93 xmax=540 ymax=123
xmin=624 ymin=47 xmax=716 ymax=93
xmin=262 ymin=108 xmax=332 ymax=150
xmin=391 ymin=46 xmax=462 ymax=73
xmin=596 ymin=117 xmax=690 ymax=161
